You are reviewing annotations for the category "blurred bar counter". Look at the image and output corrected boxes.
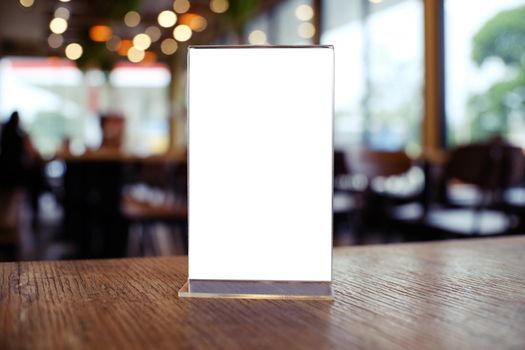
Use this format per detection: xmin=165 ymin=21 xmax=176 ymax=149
xmin=56 ymin=148 xmax=188 ymax=259
xmin=55 ymin=148 xmax=187 ymax=163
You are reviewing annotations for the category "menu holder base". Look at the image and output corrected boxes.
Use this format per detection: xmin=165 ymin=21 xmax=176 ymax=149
xmin=178 ymin=280 xmax=333 ymax=300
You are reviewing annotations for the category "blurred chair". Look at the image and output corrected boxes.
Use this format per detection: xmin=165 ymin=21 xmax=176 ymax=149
xmin=393 ymin=138 xmax=525 ymax=238
xmin=122 ymin=159 xmax=188 ymax=256
xmin=63 ymin=160 xmax=126 ymax=258
xmin=335 ymin=148 xmax=417 ymax=243
xmin=347 ymin=148 xmax=413 ymax=180
xmin=333 ymin=150 xmax=358 ymax=240
xmin=0 ymin=189 xmax=23 ymax=260
xmin=122 ymin=194 xmax=187 ymax=256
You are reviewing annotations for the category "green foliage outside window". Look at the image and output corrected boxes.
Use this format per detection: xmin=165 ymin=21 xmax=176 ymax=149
xmin=469 ymin=5 xmax=525 ymax=140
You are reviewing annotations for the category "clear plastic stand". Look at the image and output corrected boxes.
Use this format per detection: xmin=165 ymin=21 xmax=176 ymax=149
xmin=185 ymin=46 xmax=334 ymax=300
xmin=178 ymin=280 xmax=333 ymax=300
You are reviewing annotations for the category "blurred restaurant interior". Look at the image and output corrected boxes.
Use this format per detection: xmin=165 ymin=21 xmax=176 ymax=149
xmin=0 ymin=0 xmax=525 ymax=261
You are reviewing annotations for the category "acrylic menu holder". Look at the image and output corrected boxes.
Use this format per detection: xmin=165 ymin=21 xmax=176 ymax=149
xmin=179 ymin=46 xmax=334 ymax=300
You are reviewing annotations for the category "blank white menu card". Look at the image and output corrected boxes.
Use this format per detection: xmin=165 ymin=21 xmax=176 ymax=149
xmin=188 ymin=46 xmax=334 ymax=282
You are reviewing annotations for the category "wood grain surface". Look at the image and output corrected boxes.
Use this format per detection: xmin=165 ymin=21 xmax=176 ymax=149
xmin=1 ymin=236 xmax=525 ymax=350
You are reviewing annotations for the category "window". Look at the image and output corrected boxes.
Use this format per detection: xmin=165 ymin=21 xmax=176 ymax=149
xmin=0 ymin=57 xmax=170 ymax=156
xmin=445 ymin=0 xmax=525 ymax=147
xmin=245 ymin=0 xmax=315 ymax=45
xmin=322 ymin=0 xmax=424 ymax=152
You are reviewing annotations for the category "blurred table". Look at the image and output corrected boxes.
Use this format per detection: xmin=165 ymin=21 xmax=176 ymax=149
xmin=1 ymin=236 xmax=525 ymax=349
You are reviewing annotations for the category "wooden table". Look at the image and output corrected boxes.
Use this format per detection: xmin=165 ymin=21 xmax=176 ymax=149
xmin=2 ymin=236 xmax=525 ymax=349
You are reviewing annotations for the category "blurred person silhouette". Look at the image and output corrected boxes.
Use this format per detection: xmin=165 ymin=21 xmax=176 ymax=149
xmin=0 ymin=111 xmax=45 ymax=226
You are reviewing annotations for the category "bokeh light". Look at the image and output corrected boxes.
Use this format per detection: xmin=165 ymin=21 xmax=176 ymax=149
xmin=143 ymin=51 xmax=157 ymax=63
xmin=295 ymin=5 xmax=314 ymax=21
xmin=161 ymin=38 xmax=178 ymax=55
xmin=48 ymin=34 xmax=64 ymax=49
xmin=65 ymin=43 xmax=83 ymax=60
xmin=173 ymin=0 xmax=191 ymax=14
xmin=54 ymin=7 xmax=70 ymax=20
xmin=158 ymin=10 xmax=177 ymax=28
xmin=180 ymin=13 xmax=207 ymax=32
xmin=145 ymin=26 xmax=162 ymax=42
xmin=210 ymin=0 xmax=229 ymax=14
xmin=173 ymin=24 xmax=192 ymax=41
xmin=128 ymin=47 xmax=145 ymax=63
xmin=89 ymin=25 xmax=112 ymax=42
xmin=133 ymin=33 xmax=152 ymax=50
xmin=298 ymin=22 xmax=315 ymax=39
xmin=50 ymin=18 xmax=68 ymax=34
xmin=19 ymin=0 xmax=34 ymax=7
xmin=106 ymin=36 xmax=121 ymax=52
xmin=248 ymin=30 xmax=267 ymax=45
xmin=117 ymin=39 xmax=133 ymax=56
xmin=124 ymin=11 xmax=141 ymax=27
